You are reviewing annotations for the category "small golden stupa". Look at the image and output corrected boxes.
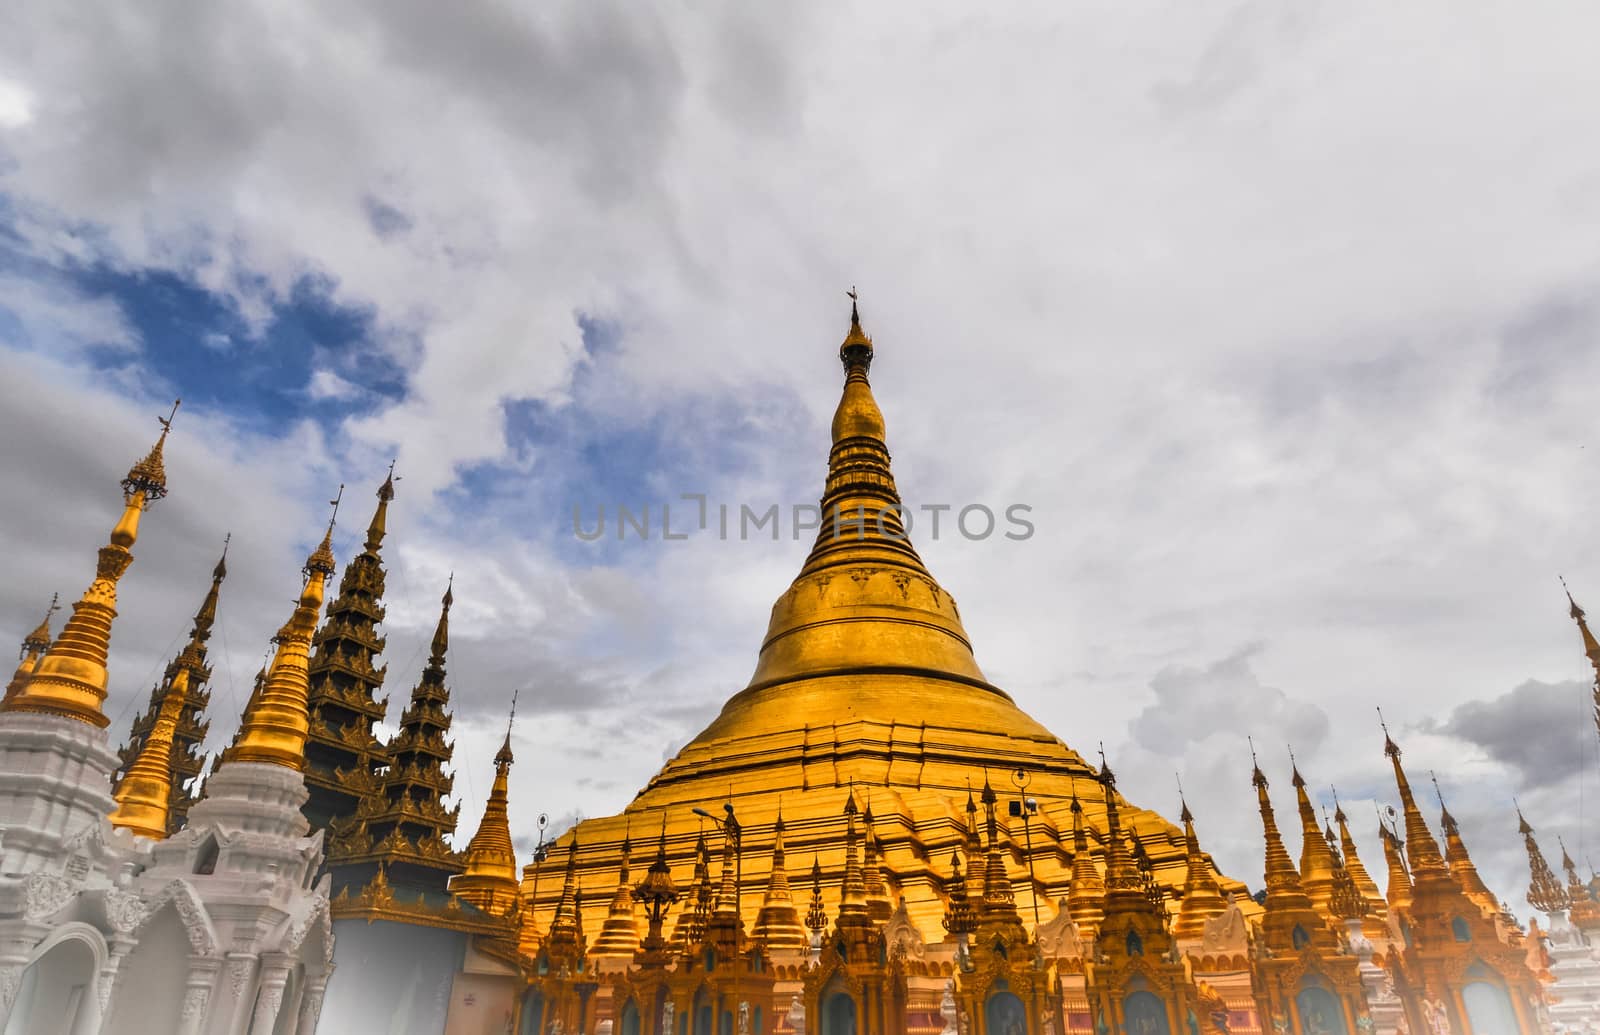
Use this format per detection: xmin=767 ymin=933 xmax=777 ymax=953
xmin=545 ymin=299 xmax=1252 ymax=940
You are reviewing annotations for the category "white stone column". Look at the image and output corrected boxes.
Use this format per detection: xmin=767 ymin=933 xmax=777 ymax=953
xmin=250 ymin=954 xmax=292 ymax=1035
xmin=176 ymin=957 xmax=220 ymax=1035
xmin=94 ymin=932 xmax=137 ymax=1023
xmin=293 ymin=975 xmax=328 ymax=1035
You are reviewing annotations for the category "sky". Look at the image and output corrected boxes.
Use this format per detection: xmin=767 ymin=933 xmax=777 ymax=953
xmin=3 ymin=1 xmax=1600 ymax=912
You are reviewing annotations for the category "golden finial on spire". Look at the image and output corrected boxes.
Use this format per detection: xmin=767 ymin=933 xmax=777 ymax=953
xmin=1521 ymin=806 xmax=1569 ymax=915
xmin=366 ymin=466 xmax=397 ymax=552
xmin=220 ymin=494 xmax=340 ymax=769
xmin=6 ymin=407 xmax=178 ymax=725
xmin=450 ymin=694 xmax=521 ymax=917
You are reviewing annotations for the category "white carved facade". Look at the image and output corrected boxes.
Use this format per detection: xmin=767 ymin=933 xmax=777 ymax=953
xmin=0 ymin=712 xmax=333 ymax=1035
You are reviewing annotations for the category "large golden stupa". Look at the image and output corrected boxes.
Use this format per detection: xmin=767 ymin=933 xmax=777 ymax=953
xmin=545 ymin=302 xmax=1252 ymax=940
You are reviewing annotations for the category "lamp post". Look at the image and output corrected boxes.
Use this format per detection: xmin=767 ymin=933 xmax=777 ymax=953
xmin=1008 ymin=769 xmax=1043 ymax=964
xmin=527 ymin=813 xmax=553 ymax=936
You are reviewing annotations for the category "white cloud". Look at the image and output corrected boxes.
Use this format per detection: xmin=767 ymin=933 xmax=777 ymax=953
xmin=2 ymin=1 xmax=1600 ymax=899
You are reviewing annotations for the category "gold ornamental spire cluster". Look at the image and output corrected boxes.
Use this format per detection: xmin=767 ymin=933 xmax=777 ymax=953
xmin=5 ymin=402 xmax=177 ymax=726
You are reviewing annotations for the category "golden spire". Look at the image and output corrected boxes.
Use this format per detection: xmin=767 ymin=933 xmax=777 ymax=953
xmin=6 ymin=402 xmax=177 ymax=726
xmin=805 ymin=855 xmax=828 ymax=939
xmin=942 ymin=849 xmax=977 ymax=939
xmin=365 ymin=461 xmax=397 ymax=554
xmin=594 ymin=826 xmax=640 ymax=956
xmin=1380 ymin=713 xmax=1447 ymax=876
xmin=1172 ymin=789 xmax=1227 ymax=941
xmin=108 ymin=668 xmax=192 ymax=839
xmin=1290 ymin=757 xmax=1337 ymax=915
xmin=1562 ymin=577 xmax=1600 ymax=744
xmin=1430 ymin=771 xmax=1498 ymax=917
xmin=839 ymin=787 xmax=870 ymax=921
xmin=220 ymin=494 xmax=339 ymax=769
xmin=1323 ymin=806 xmax=1367 ymax=924
xmin=1250 ymin=743 xmax=1335 ymax=954
xmin=674 ymin=826 xmax=713 ymax=947
xmin=753 ymin=808 xmax=808 ymax=951
xmin=545 ymin=836 xmax=587 ymax=966
xmin=978 ymin=773 xmax=1018 ymax=917
xmin=741 ymin=294 xmax=994 ymax=698
xmin=1066 ymin=781 xmax=1105 ymax=934
xmin=449 ymin=693 xmax=521 ymax=917
xmin=3 ymin=594 xmax=59 ymax=707
xmin=1379 ymin=815 xmax=1413 ymax=914
xmin=1332 ymin=789 xmax=1387 ymax=923
xmin=862 ymin=799 xmax=894 ymax=923
xmin=1520 ymin=809 xmax=1568 ymax=915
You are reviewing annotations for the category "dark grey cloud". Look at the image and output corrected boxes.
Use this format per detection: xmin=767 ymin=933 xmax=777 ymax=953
xmin=1434 ymin=677 xmax=1592 ymax=789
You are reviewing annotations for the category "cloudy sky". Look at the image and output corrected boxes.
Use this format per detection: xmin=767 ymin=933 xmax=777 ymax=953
xmin=3 ymin=2 xmax=1600 ymax=909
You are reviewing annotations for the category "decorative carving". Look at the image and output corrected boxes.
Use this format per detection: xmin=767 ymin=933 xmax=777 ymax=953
xmin=884 ymin=898 xmax=927 ymax=961
xmin=140 ymin=880 xmax=219 ymax=957
xmin=23 ymin=873 xmax=77 ymax=920
xmin=182 ymin=986 xmax=210 ymax=1022
xmin=228 ymin=957 xmax=253 ymax=999
xmin=0 ymin=965 xmax=21 ymax=1012
xmin=104 ymin=888 xmax=150 ymax=933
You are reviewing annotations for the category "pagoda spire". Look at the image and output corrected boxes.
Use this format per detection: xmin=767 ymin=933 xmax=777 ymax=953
xmin=302 ymin=472 xmax=395 ymax=833
xmin=839 ymin=787 xmax=870 ymax=921
xmin=6 ymin=401 xmax=176 ymax=726
xmin=1290 ymin=756 xmax=1338 ymax=916
xmin=108 ymin=668 xmax=193 ymax=839
xmin=1066 ymin=780 xmax=1105 ymax=935
xmin=673 ymin=826 xmax=713 ymax=948
xmin=632 ymin=820 xmax=681 ymax=956
xmin=804 ymin=856 xmax=828 ymax=942
xmin=978 ymin=772 xmax=1018 ymax=920
xmin=1172 ymin=790 xmax=1227 ymax=942
xmin=221 ymin=503 xmax=337 ymax=770
xmin=327 ymin=578 xmax=463 ymax=897
xmin=753 ymin=808 xmax=808 ymax=951
xmin=1430 ymin=772 xmax=1498 ymax=917
xmin=941 ymin=849 xmax=977 ymax=944
xmin=544 ymin=836 xmax=586 ymax=970
xmin=3 ymin=594 xmax=59 ymax=706
xmin=1250 ymin=744 xmax=1337 ymax=955
xmin=1331 ymin=789 xmax=1387 ymax=922
xmin=116 ymin=536 xmax=230 ymax=832
xmin=1379 ymin=817 xmax=1413 ymax=914
xmin=1559 ymin=837 xmax=1600 ymax=928
xmin=1520 ymin=809 xmax=1569 ymax=915
xmin=1380 ymin=713 xmax=1447 ymax=876
xmin=1322 ymin=806 xmax=1368 ymax=926
xmin=744 ymin=294 xmax=992 ymax=697
xmin=862 ymin=799 xmax=894 ymax=923
xmin=449 ymin=694 xmax=520 ymax=917
xmin=1562 ymin=578 xmax=1600 ymax=746
xmin=1093 ymin=750 xmax=1174 ymax=962
xmin=594 ymin=827 xmax=640 ymax=956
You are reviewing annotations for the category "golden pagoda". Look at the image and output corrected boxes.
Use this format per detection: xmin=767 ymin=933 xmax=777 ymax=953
xmin=114 ymin=538 xmax=228 ymax=833
xmin=450 ymin=700 xmax=522 ymax=918
xmin=3 ymin=594 xmax=57 ymax=706
xmin=549 ymin=299 xmax=1253 ymax=943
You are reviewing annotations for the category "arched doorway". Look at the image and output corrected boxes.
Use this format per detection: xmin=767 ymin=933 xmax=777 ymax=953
xmin=822 ymin=991 xmax=856 ymax=1035
xmin=985 ymin=989 xmax=1026 ymax=1035
xmin=3 ymin=931 xmax=102 ymax=1035
xmin=622 ymin=998 xmax=642 ymax=1035
xmin=1121 ymin=991 xmax=1170 ymax=1035
xmin=1461 ymin=980 xmax=1517 ymax=1034
xmin=694 ymin=987 xmax=713 ymax=1035
xmin=102 ymin=903 xmax=189 ymax=1035
xmin=1293 ymin=984 xmax=1348 ymax=1035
